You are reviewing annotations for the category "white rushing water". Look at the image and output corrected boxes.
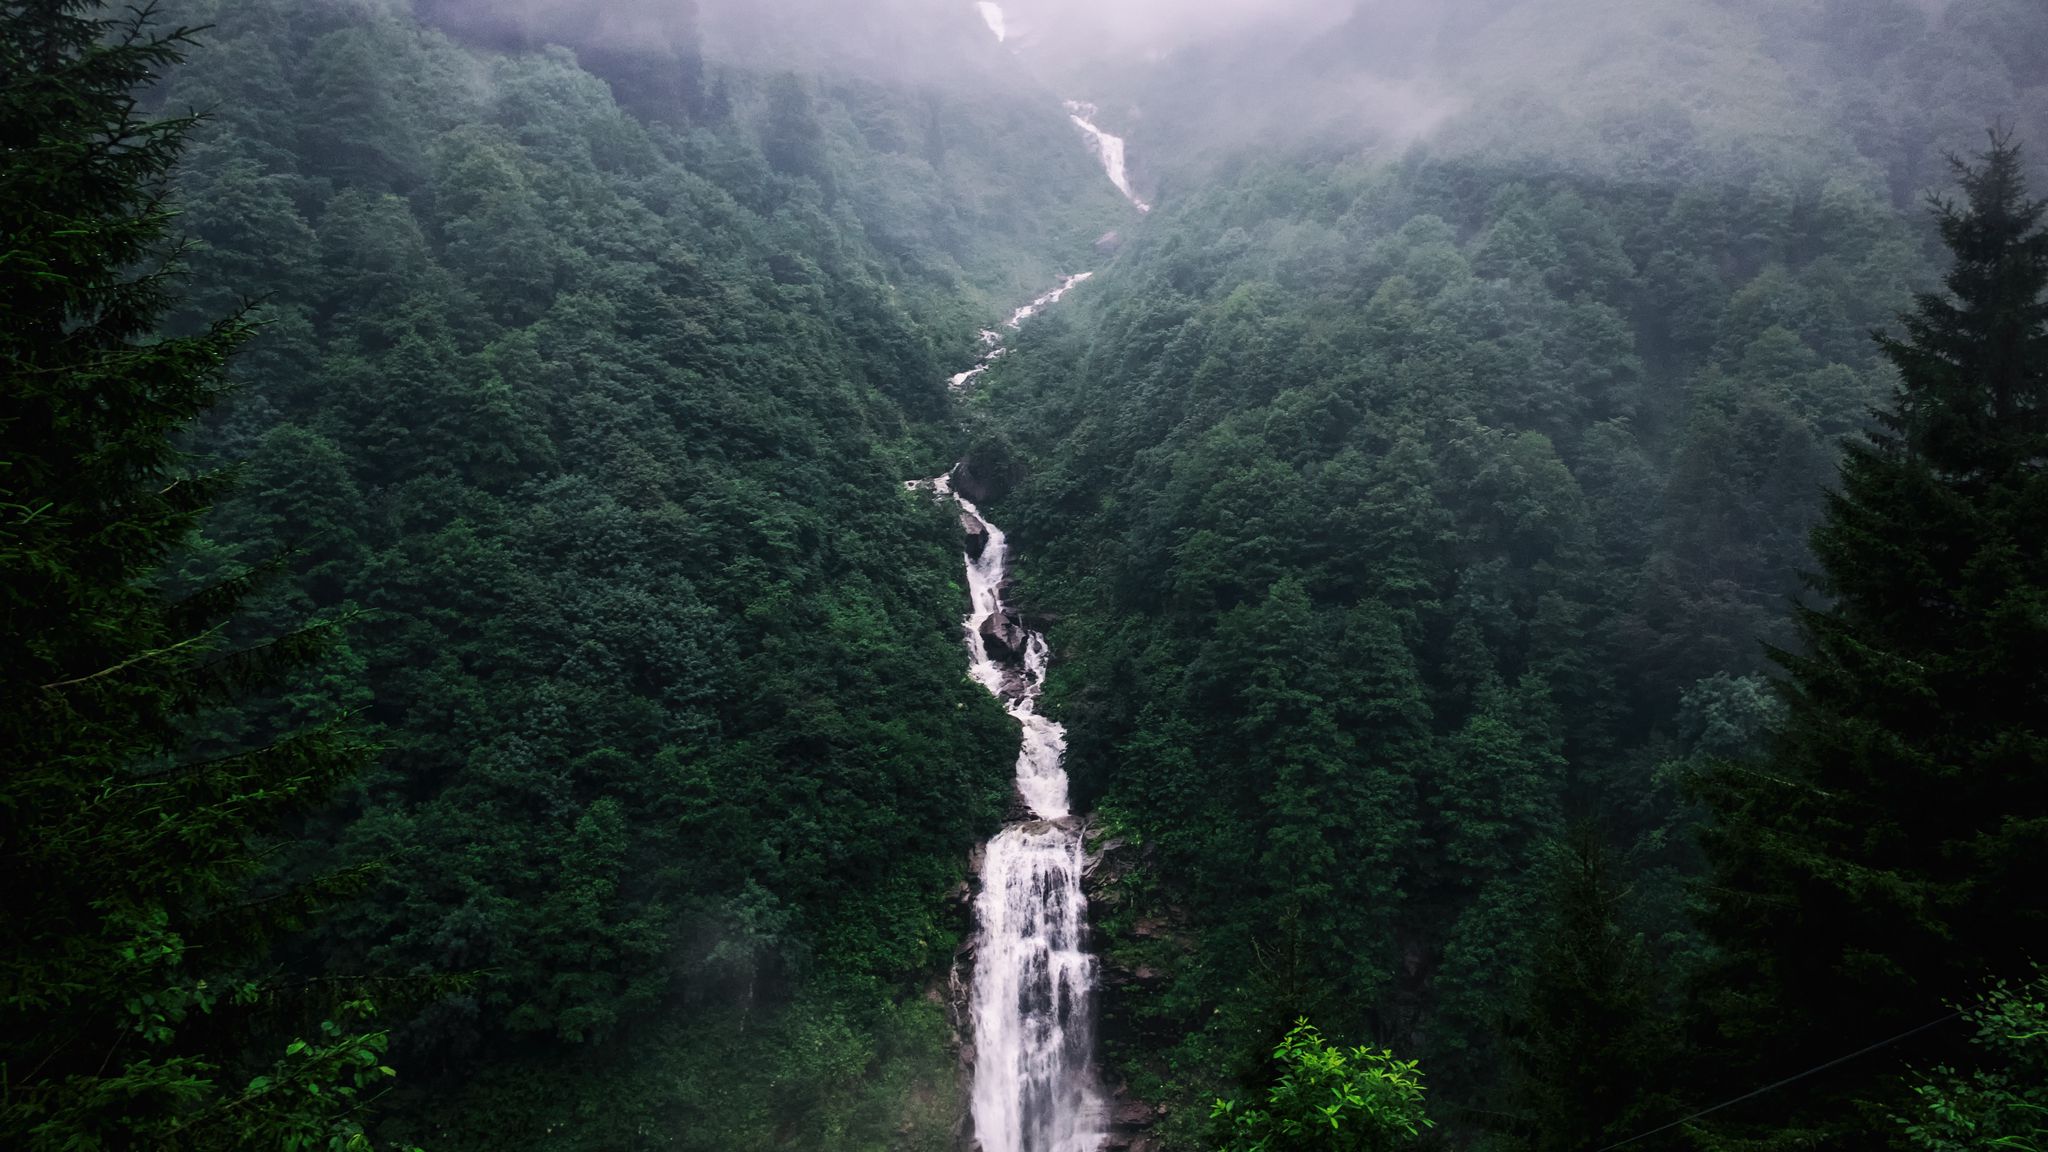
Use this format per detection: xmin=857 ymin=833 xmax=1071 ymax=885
xmin=929 ymin=468 xmax=1104 ymax=1152
xmin=918 ymin=271 xmax=1106 ymax=1148
xmin=1006 ymin=271 xmax=1094 ymax=330
xmin=970 ymin=5 xmax=1151 ymax=215
xmin=978 ymin=1 xmax=1008 ymax=42
xmin=1063 ymin=102 xmax=1151 ymax=213
xmin=929 ymin=33 xmax=1120 ymax=1140
xmin=949 ymin=273 xmax=1093 ymax=391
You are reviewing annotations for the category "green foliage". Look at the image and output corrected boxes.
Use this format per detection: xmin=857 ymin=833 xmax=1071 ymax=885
xmin=1691 ymin=136 xmax=2048 ymax=1141
xmin=1 ymin=1 xmax=389 ymax=1147
xmin=1211 ymin=1021 xmax=1432 ymax=1152
xmin=1895 ymin=971 xmax=2048 ymax=1152
xmin=972 ymin=132 xmax=1930 ymax=1125
xmin=105 ymin=0 xmax=1131 ymax=1145
xmin=963 ymin=7 xmax=2042 ymax=1139
xmin=1501 ymin=830 xmax=1674 ymax=1152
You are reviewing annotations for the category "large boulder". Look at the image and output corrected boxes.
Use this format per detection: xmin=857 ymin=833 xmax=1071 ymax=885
xmin=951 ymin=443 xmax=1026 ymax=504
xmin=978 ymin=608 xmax=1029 ymax=664
xmin=961 ymin=511 xmax=990 ymax=559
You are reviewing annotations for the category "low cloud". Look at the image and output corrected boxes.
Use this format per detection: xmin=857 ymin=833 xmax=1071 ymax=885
xmin=996 ymin=0 xmax=1357 ymax=57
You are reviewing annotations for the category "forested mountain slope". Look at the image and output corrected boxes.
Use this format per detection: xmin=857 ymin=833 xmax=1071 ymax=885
xmin=999 ymin=0 xmax=2048 ymax=212
xmin=960 ymin=0 xmax=2048 ymax=1143
xmin=5 ymin=1 xmax=2043 ymax=1150
xmin=138 ymin=0 xmax=1124 ymax=1146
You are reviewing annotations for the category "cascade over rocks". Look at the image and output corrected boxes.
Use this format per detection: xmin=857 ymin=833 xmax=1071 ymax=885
xmin=1064 ymin=101 xmax=1151 ymax=212
xmin=922 ymin=407 xmax=1106 ymax=1152
xmin=915 ymin=25 xmax=1149 ymax=1129
xmin=978 ymin=608 xmax=1030 ymax=663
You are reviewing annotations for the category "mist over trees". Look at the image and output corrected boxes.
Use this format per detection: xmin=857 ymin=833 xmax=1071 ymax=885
xmin=2 ymin=0 xmax=2043 ymax=1150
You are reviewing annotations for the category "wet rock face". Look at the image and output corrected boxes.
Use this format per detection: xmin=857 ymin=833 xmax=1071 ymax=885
xmin=1083 ymin=828 xmax=1184 ymax=1152
xmin=962 ymin=511 xmax=990 ymax=559
xmin=1002 ymin=785 xmax=1039 ymax=825
xmin=951 ymin=449 xmax=1027 ymax=505
xmin=978 ymin=608 xmax=1030 ymax=664
xmin=932 ymin=848 xmax=982 ymax=1152
xmin=951 ymin=457 xmax=998 ymax=504
xmin=1098 ymin=1094 xmax=1168 ymax=1152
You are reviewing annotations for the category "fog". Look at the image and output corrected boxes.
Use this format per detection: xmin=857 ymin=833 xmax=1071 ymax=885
xmin=417 ymin=0 xmax=1355 ymax=59
xmin=990 ymin=0 xmax=1357 ymax=58
xmin=412 ymin=0 xmax=1472 ymax=157
xmin=415 ymin=0 xmax=1438 ymax=90
xmin=407 ymin=0 xmax=2046 ymax=204
xmin=418 ymin=0 xmax=1005 ymax=79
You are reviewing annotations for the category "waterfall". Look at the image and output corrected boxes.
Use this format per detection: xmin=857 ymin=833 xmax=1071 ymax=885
xmin=915 ymin=270 xmax=1106 ymax=1149
xmin=949 ymin=273 xmax=1092 ymax=391
xmin=936 ymin=471 xmax=1105 ymax=1152
xmin=977 ymin=1 xmax=1008 ymax=42
xmin=970 ymin=4 xmax=1151 ymax=215
xmin=1063 ymin=103 xmax=1151 ymax=213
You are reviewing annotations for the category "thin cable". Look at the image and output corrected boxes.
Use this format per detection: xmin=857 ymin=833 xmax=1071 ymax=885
xmin=1594 ymin=1011 xmax=1963 ymax=1151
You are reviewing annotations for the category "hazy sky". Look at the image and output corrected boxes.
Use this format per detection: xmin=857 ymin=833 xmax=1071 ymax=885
xmin=420 ymin=0 xmax=1365 ymax=65
xmin=414 ymin=0 xmax=1471 ymax=162
xmin=996 ymin=0 xmax=1356 ymax=56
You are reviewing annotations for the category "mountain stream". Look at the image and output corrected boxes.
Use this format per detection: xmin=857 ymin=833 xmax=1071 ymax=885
xmin=938 ymin=469 xmax=1105 ymax=1152
xmin=915 ymin=299 xmax=1105 ymax=1149
xmin=927 ymin=10 xmax=1155 ymax=1146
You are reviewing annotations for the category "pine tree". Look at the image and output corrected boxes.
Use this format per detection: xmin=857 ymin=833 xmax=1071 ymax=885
xmin=1691 ymin=136 xmax=2048 ymax=1139
xmin=1 ymin=4 xmax=390 ymax=1147
xmin=762 ymin=71 xmax=833 ymax=196
xmin=1501 ymin=828 xmax=1672 ymax=1152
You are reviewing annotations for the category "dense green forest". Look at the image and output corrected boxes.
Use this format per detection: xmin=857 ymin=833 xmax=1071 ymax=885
xmin=146 ymin=0 xmax=1136 ymax=1145
xmin=2 ymin=0 xmax=2043 ymax=1150
xmin=967 ymin=0 xmax=2048 ymax=1146
xmin=6 ymin=0 xmax=1124 ymax=1147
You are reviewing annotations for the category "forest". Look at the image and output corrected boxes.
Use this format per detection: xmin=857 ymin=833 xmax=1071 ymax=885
xmin=1 ymin=1 xmax=2043 ymax=1151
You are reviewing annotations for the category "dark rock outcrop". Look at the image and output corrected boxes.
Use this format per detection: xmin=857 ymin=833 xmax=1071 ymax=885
xmin=978 ymin=608 xmax=1029 ymax=664
xmin=951 ymin=446 xmax=1026 ymax=505
xmin=962 ymin=511 xmax=990 ymax=559
xmin=1098 ymin=1092 xmax=1167 ymax=1152
xmin=1084 ymin=826 xmax=1186 ymax=1152
xmin=1002 ymin=785 xmax=1037 ymax=824
xmin=933 ymin=843 xmax=984 ymax=1151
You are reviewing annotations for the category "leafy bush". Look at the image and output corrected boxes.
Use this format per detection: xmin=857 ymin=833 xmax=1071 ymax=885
xmin=1212 ymin=1020 xmax=1432 ymax=1152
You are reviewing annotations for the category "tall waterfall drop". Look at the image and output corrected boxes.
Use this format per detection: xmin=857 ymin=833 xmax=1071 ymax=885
xmin=937 ymin=469 xmax=1106 ymax=1152
xmin=937 ymin=12 xmax=1141 ymax=1143
xmin=917 ymin=272 xmax=1106 ymax=1149
xmin=1063 ymin=102 xmax=1151 ymax=213
xmin=970 ymin=6 xmax=1151 ymax=215
xmin=977 ymin=1 xmax=1008 ymax=41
